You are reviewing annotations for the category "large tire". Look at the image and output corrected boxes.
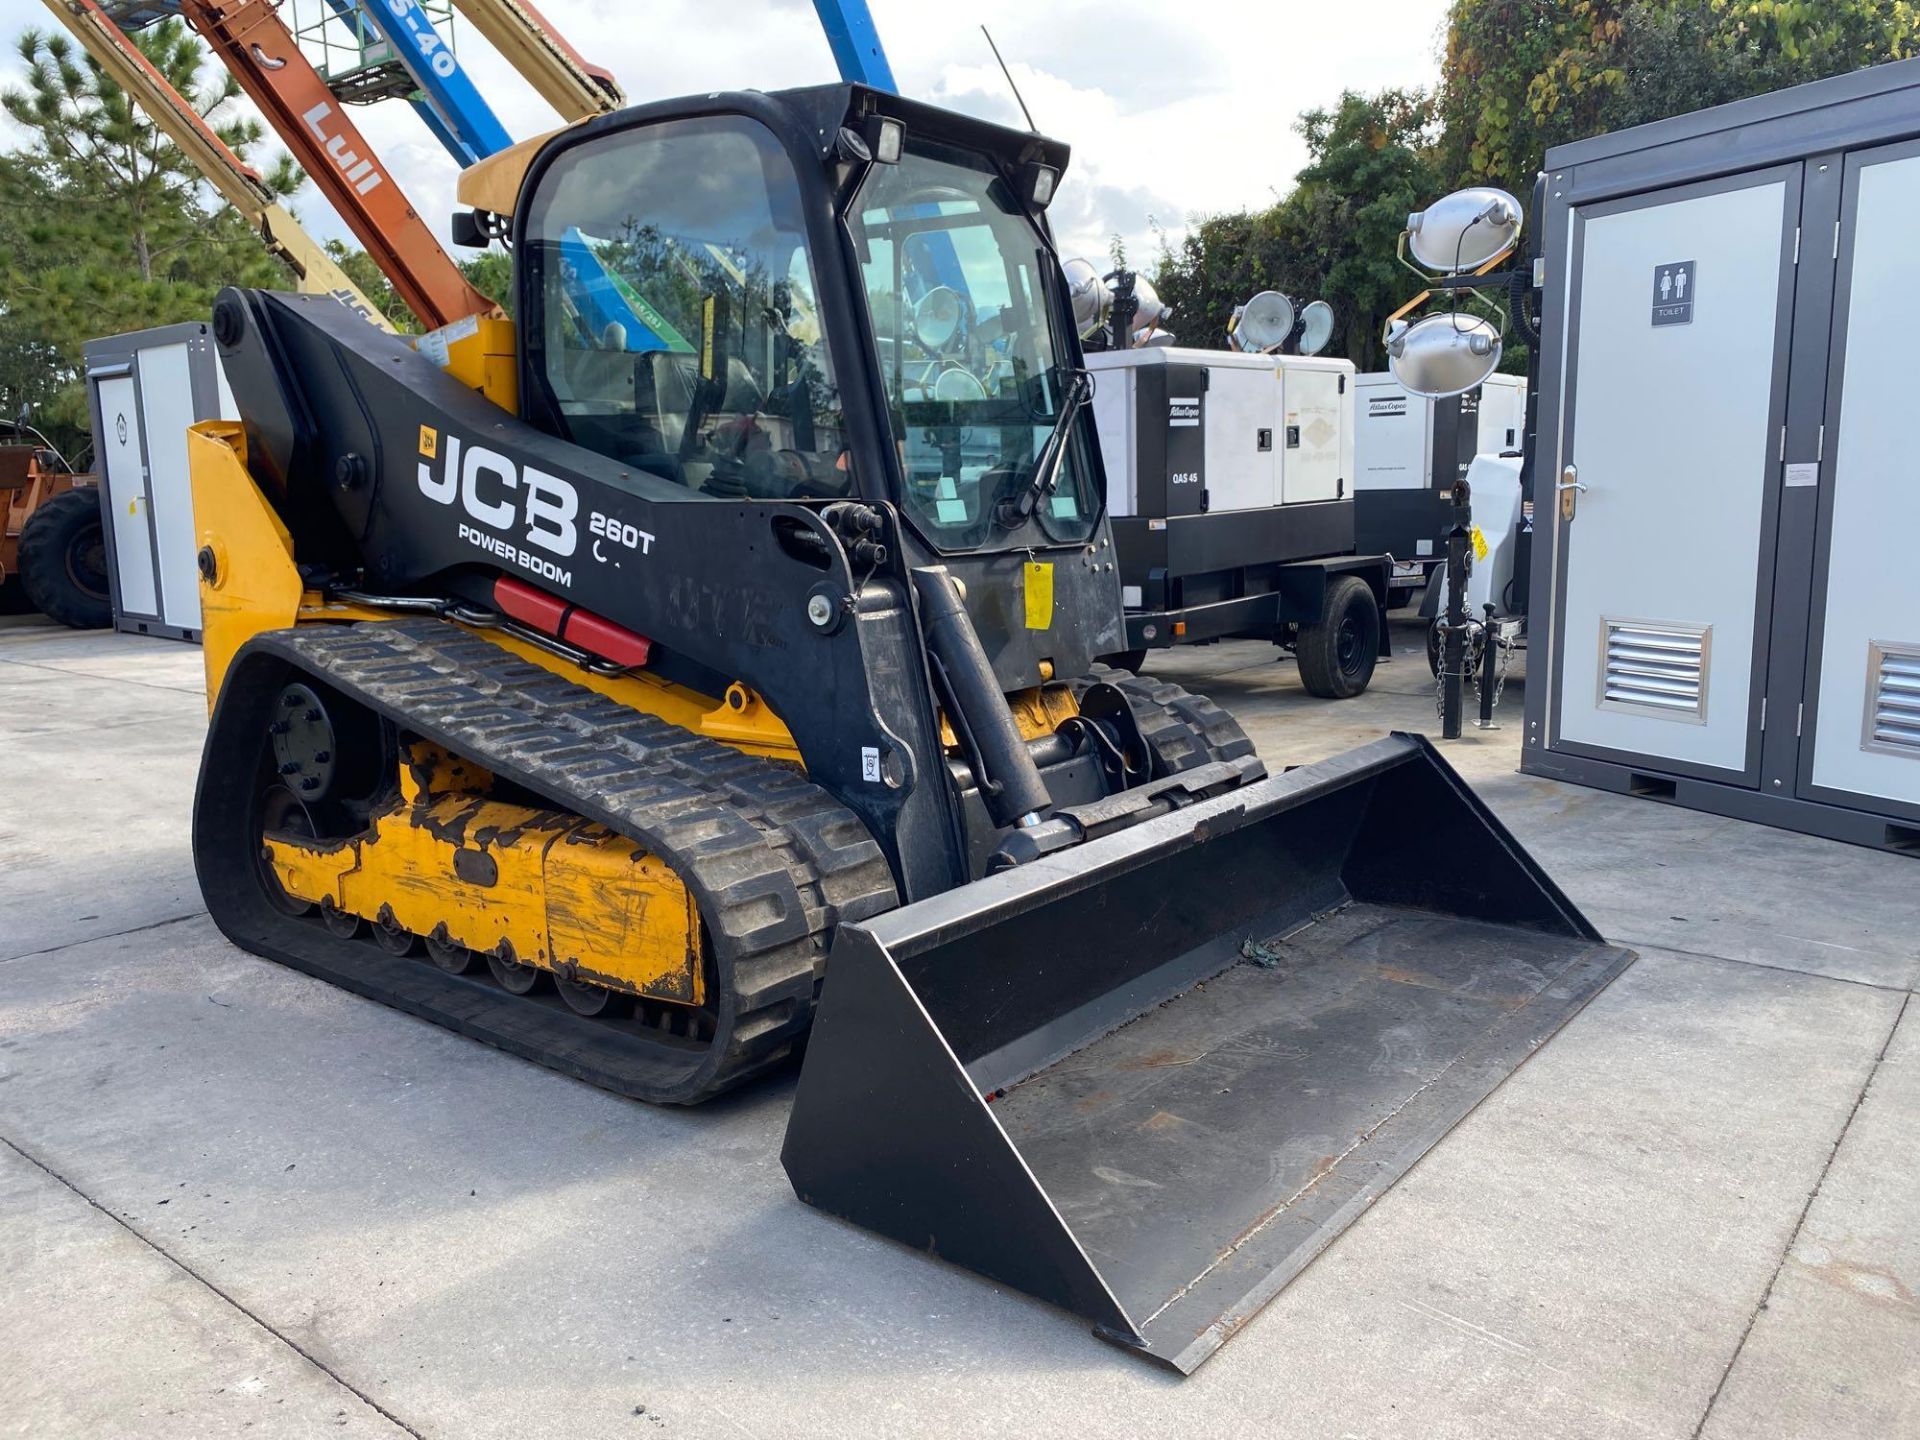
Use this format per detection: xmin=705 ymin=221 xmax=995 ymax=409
xmin=19 ymin=487 xmax=111 ymax=629
xmin=1296 ymin=574 xmax=1380 ymax=699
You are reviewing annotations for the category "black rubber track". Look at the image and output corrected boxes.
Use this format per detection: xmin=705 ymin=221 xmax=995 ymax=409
xmin=1071 ymin=665 xmax=1264 ymax=780
xmin=194 ymin=620 xmax=898 ymax=1104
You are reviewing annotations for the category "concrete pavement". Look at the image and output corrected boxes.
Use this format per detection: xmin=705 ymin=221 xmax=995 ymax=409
xmin=1 ymin=618 xmax=1913 ymax=1438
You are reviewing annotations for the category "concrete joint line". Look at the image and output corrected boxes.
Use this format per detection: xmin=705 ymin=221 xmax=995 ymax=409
xmin=1610 ymin=935 xmax=1916 ymax=995
xmin=0 ymin=910 xmax=210 ymax=966
xmin=0 ymin=654 xmax=207 ymax=697
xmin=1688 ymin=991 xmax=1913 ymax=1440
xmin=0 ymin=1133 xmax=426 ymax=1440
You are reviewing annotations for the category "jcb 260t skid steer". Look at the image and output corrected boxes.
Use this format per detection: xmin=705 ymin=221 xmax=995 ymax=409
xmin=188 ymin=84 xmax=1631 ymax=1372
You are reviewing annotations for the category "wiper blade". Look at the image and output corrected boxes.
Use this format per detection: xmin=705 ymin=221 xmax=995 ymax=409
xmin=994 ymin=367 xmax=1091 ymax=529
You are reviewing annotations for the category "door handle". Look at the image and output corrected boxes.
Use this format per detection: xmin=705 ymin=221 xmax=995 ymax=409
xmin=1557 ymin=463 xmax=1587 ymax=521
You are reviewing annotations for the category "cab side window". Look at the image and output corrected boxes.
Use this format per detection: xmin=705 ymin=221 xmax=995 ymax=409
xmin=524 ymin=117 xmax=850 ymax=501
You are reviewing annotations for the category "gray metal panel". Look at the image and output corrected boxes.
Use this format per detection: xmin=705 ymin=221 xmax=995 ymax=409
xmin=1752 ymin=152 xmax=1845 ymax=800
xmin=1523 ymin=746 xmax=1920 ymax=856
xmin=1546 ymin=57 xmax=1920 ymax=201
xmin=92 ymin=372 xmax=159 ymax=619
xmin=134 ymin=341 xmax=206 ymax=632
xmin=1797 ymin=137 xmax=1920 ymax=821
xmin=1546 ymin=166 xmax=1799 ymax=782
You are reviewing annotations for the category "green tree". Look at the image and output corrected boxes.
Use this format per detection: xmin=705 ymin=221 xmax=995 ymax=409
xmin=1439 ymin=0 xmax=1920 ymax=198
xmin=1285 ymin=90 xmax=1445 ymax=371
xmin=324 ymin=239 xmax=416 ymax=332
xmin=3 ymin=21 xmax=299 ymax=282
xmin=0 ymin=21 xmax=298 ymax=453
xmin=1155 ymin=90 xmax=1441 ymax=370
xmin=460 ymin=249 xmax=515 ymax=316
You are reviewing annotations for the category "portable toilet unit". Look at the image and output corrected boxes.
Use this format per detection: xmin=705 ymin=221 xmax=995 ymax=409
xmin=1523 ymin=59 xmax=1920 ymax=854
xmin=84 ymin=322 xmax=237 ymax=642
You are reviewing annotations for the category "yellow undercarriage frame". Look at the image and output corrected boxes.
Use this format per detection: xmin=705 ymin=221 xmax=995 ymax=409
xmin=266 ymin=745 xmax=703 ymax=1003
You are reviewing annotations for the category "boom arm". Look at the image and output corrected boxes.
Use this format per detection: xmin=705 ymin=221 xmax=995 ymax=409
xmin=811 ymin=0 xmax=895 ymax=91
xmin=342 ymin=0 xmax=513 ymax=163
xmin=448 ymin=0 xmax=621 ymax=120
xmin=174 ymin=0 xmax=495 ymax=329
xmin=42 ymin=0 xmax=394 ymax=330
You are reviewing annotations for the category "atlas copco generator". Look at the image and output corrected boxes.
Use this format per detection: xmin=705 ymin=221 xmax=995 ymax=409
xmin=1087 ymin=346 xmax=1390 ymax=697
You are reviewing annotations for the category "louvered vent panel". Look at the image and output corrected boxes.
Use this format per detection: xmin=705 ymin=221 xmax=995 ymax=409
xmin=1600 ymin=620 xmax=1708 ymax=721
xmin=1865 ymin=643 xmax=1920 ymax=756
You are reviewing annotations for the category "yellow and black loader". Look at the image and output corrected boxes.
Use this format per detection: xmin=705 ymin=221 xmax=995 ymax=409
xmin=188 ymin=84 xmax=1630 ymax=1370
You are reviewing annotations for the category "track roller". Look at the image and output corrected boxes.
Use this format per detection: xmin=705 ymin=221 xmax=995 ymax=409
xmin=424 ymin=927 xmax=476 ymax=975
xmin=555 ymin=973 xmax=619 ymax=1017
xmin=487 ymin=942 xmax=544 ymax=995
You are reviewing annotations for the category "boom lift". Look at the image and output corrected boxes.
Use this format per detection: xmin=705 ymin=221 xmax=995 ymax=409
xmin=448 ymin=0 xmax=622 ymax=120
xmin=188 ymin=61 xmax=1632 ymax=1366
xmin=139 ymin=0 xmax=498 ymax=329
xmin=42 ymin=0 xmax=391 ymax=328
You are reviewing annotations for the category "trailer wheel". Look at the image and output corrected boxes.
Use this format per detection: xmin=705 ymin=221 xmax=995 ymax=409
xmin=1296 ymin=575 xmax=1379 ymax=699
xmin=19 ymin=487 xmax=111 ymax=630
xmin=1100 ymin=649 xmax=1148 ymax=675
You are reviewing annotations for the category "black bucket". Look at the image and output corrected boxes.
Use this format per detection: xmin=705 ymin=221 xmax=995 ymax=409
xmin=782 ymin=734 xmax=1633 ymax=1373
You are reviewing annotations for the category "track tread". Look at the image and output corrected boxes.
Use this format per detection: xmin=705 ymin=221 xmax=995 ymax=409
xmin=1072 ymin=665 xmax=1262 ymax=778
xmin=242 ymin=620 xmax=897 ymax=1102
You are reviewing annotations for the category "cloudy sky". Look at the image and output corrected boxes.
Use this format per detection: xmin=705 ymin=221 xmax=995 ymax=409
xmin=10 ymin=0 xmax=1453 ymax=269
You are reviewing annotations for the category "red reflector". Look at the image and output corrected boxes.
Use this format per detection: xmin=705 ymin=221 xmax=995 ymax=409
xmin=492 ymin=576 xmax=567 ymax=630
xmin=490 ymin=576 xmax=652 ymax=668
xmin=562 ymin=609 xmax=652 ymax=668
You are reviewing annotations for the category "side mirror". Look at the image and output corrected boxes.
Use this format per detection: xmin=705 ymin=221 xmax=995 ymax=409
xmin=449 ymin=209 xmax=488 ymax=250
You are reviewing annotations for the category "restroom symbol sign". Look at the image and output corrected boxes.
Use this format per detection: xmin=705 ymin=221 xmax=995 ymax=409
xmin=1652 ymin=260 xmax=1695 ymax=326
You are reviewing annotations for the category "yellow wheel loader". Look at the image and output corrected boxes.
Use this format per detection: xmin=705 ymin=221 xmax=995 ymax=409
xmin=188 ymin=86 xmax=1631 ymax=1372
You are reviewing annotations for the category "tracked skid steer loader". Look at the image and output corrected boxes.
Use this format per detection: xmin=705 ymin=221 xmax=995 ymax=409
xmin=188 ymin=85 xmax=1631 ymax=1371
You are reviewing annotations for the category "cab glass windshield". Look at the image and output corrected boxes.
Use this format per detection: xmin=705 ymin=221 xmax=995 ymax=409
xmin=849 ymin=142 xmax=1100 ymax=549
xmin=526 ymin=117 xmax=850 ymax=500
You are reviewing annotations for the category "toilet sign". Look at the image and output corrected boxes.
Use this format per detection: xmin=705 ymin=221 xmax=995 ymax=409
xmin=1652 ymin=260 xmax=1695 ymax=325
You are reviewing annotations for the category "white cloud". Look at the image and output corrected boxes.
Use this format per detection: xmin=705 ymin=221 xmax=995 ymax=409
xmin=5 ymin=0 xmax=1449 ymax=279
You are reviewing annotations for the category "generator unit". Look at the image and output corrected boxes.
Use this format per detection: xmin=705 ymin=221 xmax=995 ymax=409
xmin=1353 ymin=372 xmax=1526 ymax=605
xmin=1087 ymin=347 xmax=1389 ymax=697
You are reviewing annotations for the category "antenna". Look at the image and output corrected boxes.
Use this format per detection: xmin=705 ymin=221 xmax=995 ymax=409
xmin=981 ymin=26 xmax=1037 ymax=132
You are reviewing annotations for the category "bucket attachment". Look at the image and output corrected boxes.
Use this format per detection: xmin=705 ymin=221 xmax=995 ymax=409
xmin=782 ymin=734 xmax=1632 ymax=1373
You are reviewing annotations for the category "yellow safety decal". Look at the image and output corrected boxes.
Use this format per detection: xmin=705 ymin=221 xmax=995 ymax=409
xmin=1470 ymin=524 xmax=1489 ymax=562
xmin=1024 ymin=561 xmax=1054 ymax=630
xmin=418 ymin=425 xmax=438 ymax=458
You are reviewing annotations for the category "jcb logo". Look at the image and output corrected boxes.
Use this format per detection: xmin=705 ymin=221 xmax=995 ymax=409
xmin=301 ymin=102 xmax=383 ymax=197
xmin=418 ymin=428 xmax=577 ymax=559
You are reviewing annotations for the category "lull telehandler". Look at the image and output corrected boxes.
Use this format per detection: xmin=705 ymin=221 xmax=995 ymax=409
xmin=189 ymin=84 xmax=1630 ymax=1372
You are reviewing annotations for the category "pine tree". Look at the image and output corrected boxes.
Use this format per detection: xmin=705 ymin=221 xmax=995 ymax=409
xmin=0 ymin=19 xmax=300 ymax=451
